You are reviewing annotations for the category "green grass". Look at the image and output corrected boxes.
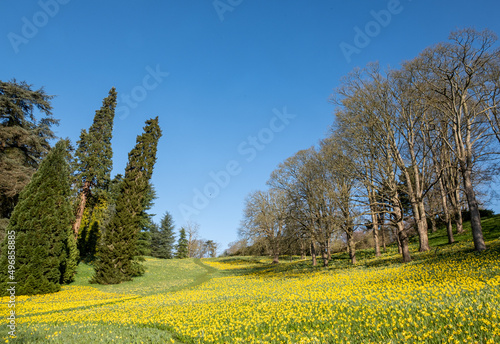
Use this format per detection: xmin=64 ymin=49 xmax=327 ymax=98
xmin=2 ymin=215 xmax=499 ymax=343
xmin=72 ymin=257 xmax=211 ymax=296
xmin=1 ymin=258 xmax=219 ymax=344
xmin=201 ymin=215 xmax=500 ymax=278
xmin=3 ymin=322 xmax=182 ymax=344
xmin=426 ymin=214 xmax=500 ymax=245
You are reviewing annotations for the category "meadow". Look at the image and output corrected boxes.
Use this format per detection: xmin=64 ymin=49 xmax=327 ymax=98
xmin=1 ymin=216 xmax=500 ymax=343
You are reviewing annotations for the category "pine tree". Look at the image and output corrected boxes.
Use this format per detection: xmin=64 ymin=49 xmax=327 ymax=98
xmin=73 ymin=88 xmax=117 ymax=239
xmin=151 ymin=211 xmax=176 ymax=259
xmin=0 ymin=140 xmax=77 ymax=295
xmin=0 ymin=79 xmax=57 ymax=223
xmin=91 ymin=117 xmax=162 ymax=284
xmin=175 ymin=227 xmax=188 ymax=259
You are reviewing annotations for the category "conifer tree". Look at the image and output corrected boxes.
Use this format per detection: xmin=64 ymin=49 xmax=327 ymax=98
xmin=77 ymin=197 xmax=108 ymax=262
xmin=73 ymin=88 xmax=117 ymax=238
xmin=175 ymin=227 xmax=188 ymax=259
xmin=151 ymin=211 xmax=176 ymax=259
xmin=79 ymin=174 xmax=122 ymax=262
xmin=62 ymin=228 xmax=79 ymax=284
xmin=0 ymin=140 xmax=77 ymax=295
xmin=136 ymin=182 xmax=157 ymax=257
xmin=91 ymin=117 xmax=162 ymax=284
xmin=0 ymin=80 xmax=57 ymax=224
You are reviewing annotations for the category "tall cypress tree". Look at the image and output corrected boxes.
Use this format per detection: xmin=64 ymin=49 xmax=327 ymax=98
xmin=175 ymin=227 xmax=188 ymax=259
xmin=151 ymin=211 xmax=176 ymax=259
xmin=0 ymin=140 xmax=77 ymax=295
xmin=73 ymin=88 xmax=117 ymax=239
xmin=91 ymin=117 xmax=162 ymax=284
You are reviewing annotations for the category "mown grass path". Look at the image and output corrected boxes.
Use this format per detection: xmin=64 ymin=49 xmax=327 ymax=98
xmin=183 ymin=258 xmax=218 ymax=291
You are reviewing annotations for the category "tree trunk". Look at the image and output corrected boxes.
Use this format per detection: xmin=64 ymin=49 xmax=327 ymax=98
xmin=379 ymin=213 xmax=387 ymax=252
xmin=392 ymin=197 xmax=411 ymax=262
xmin=400 ymin=145 xmax=429 ymax=252
xmin=72 ymin=181 xmax=90 ymax=238
xmin=310 ymin=241 xmax=317 ymax=266
xmin=326 ymin=239 xmax=331 ymax=262
xmin=346 ymin=232 xmax=356 ymax=265
xmin=404 ymin=183 xmax=429 ymax=252
xmin=430 ymin=215 xmax=437 ymax=233
xmin=438 ymin=176 xmax=454 ymax=244
xmin=371 ymin=212 xmax=381 ymax=257
xmin=445 ymin=208 xmax=455 ymax=244
xmin=449 ymin=185 xmax=464 ymax=234
xmin=299 ymin=239 xmax=306 ymax=260
xmin=270 ymin=236 xmax=280 ymax=264
xmin=446 ymin=217 xmax=454 ymax=244
xmin=395 ymin=231 xmax=402 ymax=254
xmin=439 ymin=125 xmax=463 ymax=237
xmin=381 ymin=226 xmax=386 ymax=252
xmin=321 ymin=242 xmax=329 ymax=267
xmin=461 ymin=164 xmax=486 ymax=251
xmin=415 ymin=201 xmax=430 ymax=251
xmin=454 ymin=207 xmax=464 ymax=234
xmin=397 ymin=221 xmax=412 ymax=263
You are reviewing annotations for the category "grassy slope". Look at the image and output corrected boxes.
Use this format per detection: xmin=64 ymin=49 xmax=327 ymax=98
xmin=215 ymin=215 xmax=500 ymax=275
xmin=72 ymin=257 xmax=212 ymax=296
xmin=1 ymin=215 xmax=499 ymax=343
xmin=1 ymin=258 xmax=218 ymax=343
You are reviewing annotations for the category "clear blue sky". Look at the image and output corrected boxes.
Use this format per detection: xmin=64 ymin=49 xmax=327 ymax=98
xmin=2 ymin=0 xmax=500 ymax=252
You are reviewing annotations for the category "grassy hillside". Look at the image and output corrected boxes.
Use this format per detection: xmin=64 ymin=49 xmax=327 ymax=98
xmin=1 ymin=215 xmax=499 ymax=343
xmin=0 ymin=258 xmax=215 ymax=343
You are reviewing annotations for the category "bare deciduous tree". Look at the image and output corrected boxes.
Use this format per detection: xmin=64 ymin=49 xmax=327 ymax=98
xmin=412 ymin=28 xmax=500 ymax=251
xmin=241 ymin=189 xmax=288 ymax=264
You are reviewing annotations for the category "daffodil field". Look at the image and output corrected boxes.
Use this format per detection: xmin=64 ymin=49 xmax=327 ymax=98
xmin=2 ymin=216 xmax=500 ymax=343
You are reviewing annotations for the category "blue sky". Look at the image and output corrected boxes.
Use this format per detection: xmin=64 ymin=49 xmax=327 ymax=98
xmin=2 ymin=0 xmax=500 ymax=252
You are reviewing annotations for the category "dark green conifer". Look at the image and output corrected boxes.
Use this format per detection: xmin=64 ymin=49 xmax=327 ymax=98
xmin=0 ymin=140 xmax=77 ymax=295
xmin=136 ymin=182 xmax=157 ymax=258
xmin=91 ymin=117 xmax=162 ymax=284
xmin=73 ymin=88 xmax=117 ymax=241
xmin=175 ymin=227 xmax=188 ymax=259
xmin=151 ymin=212 xmax=176 ymax=259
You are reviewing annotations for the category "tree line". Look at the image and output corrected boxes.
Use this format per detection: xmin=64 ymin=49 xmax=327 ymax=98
xmin=147 ymin=215 xmax=218 ymax=260
xmin=0 ymin=82 xmax=216 ymax=296
xmin=234 ymin=28 xmax=500 ymax=265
